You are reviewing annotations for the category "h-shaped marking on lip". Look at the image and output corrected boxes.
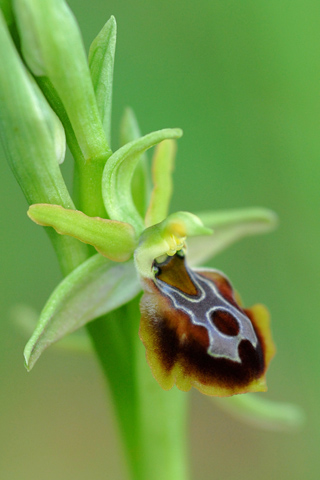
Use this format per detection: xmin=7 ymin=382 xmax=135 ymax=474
xmin=155 ymin=268 xmax=258 ymax=363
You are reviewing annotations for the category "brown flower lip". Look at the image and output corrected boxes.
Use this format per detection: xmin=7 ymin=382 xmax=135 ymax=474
xmin=140 ymin=253 xmax=276 ymax=397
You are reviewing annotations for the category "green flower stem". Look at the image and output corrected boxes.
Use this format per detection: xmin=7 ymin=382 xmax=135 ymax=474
xmin=87 ymin=300 xmax=143 ymax=480
xmin=87 ymin=296 xmax=189 ymax=480
xmin=135 ymin=332 xmax=190 ymax=480
xmin=73 ymin=158 xmax=109 ymax=218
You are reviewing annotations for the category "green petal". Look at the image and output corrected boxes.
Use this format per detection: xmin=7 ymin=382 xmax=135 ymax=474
xmin=145 ymin=139 xmax=177 ymax=227
xmin=24 ymin=254 xmax=141 ymax=370
xmin=187 ymin=208 xmax=278 ymax=266
xmin=89 ymin=16 xmax=116 ymax=146
xmin=135 ymin=211 xmax=212 ymax=278
xmin=14 ymin=0 xmax=110 ymax=161
xmin=213 ymin=394 xmax=305 ymax=431
xmin=102 ymin=128 xmax=183 ymax=234
xmin=28 ymin=204 xmax=137 ymax=262
xmin=120 ymin=107 xmax=151 ymax=218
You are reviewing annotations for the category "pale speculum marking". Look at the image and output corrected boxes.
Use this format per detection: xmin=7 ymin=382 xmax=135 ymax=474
xmin=155 ymin=266 xmax=258 ymax=363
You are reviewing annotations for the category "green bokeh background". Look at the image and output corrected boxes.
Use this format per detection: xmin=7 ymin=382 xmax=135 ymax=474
xmin=0 ymin=0 xmax=319 ymax=478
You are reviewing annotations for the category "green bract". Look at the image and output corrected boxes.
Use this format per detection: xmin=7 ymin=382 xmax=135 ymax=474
xmin=89 ymin=15 xmax=116 ymax=145
xmin=0 ymin=11 xmax=69 ymax=205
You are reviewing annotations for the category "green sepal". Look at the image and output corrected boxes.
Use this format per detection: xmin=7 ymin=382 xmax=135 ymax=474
xmin=135 ymin=211 xmax=212 ymax=279
xmin=102 ymin=128 xmax=183 ymax=234
xmin=120 ymin=107 xmax=151 ymax=219
xmin=213 ymin=394 xmax=305 ymax=431
xmin=145 ymin=139 xmax=176 ymax=227
xmin=187 ymin=208 xmax=278 ymax=266
xmin=89 ymin=15 xmax=116 ymax=146
xmin=28 ymin=204 xmax=137 ymax=262
xmin=24 ymin=253 xmax=142 ymax=370
xmin=13 ymin=0 xmax=110 ymax=161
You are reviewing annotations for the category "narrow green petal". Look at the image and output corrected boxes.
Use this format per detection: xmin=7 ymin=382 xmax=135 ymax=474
xmin=89 ymin=16 xmax=116 ymax=146
xmin=14 ymin=0 xmax=110 ymax=161
xmin=120 ymin=107 xmax=151 ymax=218
xmin=213 ymin=394 xmax=305 ymax=431
xmin=102 ymin=128 xmax=183 ymax=234
xmin=24 ymin=254 xmax=141 ymax=370
xmin=145 ymin=139 xmax=176 ymax=227
xmin=135 ymin=211 xmax=212 ymax=278
xmin=187 ymin=208 xmax=278 ymax=266
xmin=28 ymin=204 xmax=137 ymax=262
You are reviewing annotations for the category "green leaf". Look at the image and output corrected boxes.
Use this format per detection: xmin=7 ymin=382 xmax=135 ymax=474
xmin=120 ymin=107 xmax=151 ymax=219
xmin=213 ymin=394 xmax=305 ymax=431
xmin=135 ymin=211 xmax=212 ymax=278
xmin=13 ymin=0 xmax=110 ymax=161
xmin=89 ymin=15 xmax=116 ymax=146
xmin=145 ymin=139 xmax=177 ymax=227
xmin=24 ymin=254 xmax=141 ymax=370
xmin=187 ymin=208 xmax=278 ymax=266
xmin=28 ymin=204 xmax=137 ymax=262
xmin=102 ymin=128 xmax=183 ymax=234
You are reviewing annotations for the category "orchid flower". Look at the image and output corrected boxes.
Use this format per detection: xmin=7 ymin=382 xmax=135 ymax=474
xmin=0 ymin=2 xmax=303 ymax=479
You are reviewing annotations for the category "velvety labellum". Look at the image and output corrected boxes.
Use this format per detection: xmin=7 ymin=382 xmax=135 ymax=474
xmin=140 ymin=253 xmax=275 ymax=396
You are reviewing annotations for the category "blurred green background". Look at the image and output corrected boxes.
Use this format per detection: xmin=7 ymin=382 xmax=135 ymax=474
xmin=0 ymin=0 xmax=319 ymax=478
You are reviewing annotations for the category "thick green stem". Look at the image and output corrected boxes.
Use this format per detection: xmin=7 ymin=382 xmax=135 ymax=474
xmin=86 ymin=301 xmax=143 ymax=480
xmin=87 ymin=297 xmax=190 ymax=480
xmin=36 ymin=76 xmax=109 ymax=217
xmin=135 ymin=333 xmax=190 ymax=480
xmin=73 ymin=159 xmax=109 ymax=218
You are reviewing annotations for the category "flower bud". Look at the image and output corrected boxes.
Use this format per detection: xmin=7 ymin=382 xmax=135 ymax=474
xmin=14 ymin=0 xmax=110 ymax=161
xmin=0 ymin=11 xmax=71 ymax=206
